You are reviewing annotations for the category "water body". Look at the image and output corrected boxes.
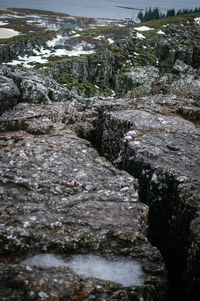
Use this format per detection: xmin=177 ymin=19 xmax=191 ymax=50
xmin=0 ymin=0 xmax=199 ymax=19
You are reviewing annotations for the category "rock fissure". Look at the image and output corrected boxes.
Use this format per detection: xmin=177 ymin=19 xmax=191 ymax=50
xmin=77 ymin=95 xmax=200 ymax=300
xmin=0 ymin=10 xmax=200 ymax=300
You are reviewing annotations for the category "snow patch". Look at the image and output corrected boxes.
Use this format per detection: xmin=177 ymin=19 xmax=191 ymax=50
xmin=135 ymin=26 xmax=153 ymax=31
xmin=108 ymin=38 xmax=114 ymax=44
xmin=0 ymin=28 xmax=20 ymax=39
xmin=50 ymin=48 xmax=94 ymax=57
xmin=135 ymin=32 xmax=145 ymax=39
xmin=194 ymin=17 xmax=200 ymax=25
xmin=46 ymin=35 xmax=63 ymax=47
xmin=21 ymin=253 xmax=145 ymax=287
xmin=5 ymin=44 xmax=94 ymax=68
xmin=0 ymin=21 xmax=9 ymax=26
xmin=157 ymin=30 xmax=165 ymax=35
xmin=94 ymin=35 xmax=105 ymax=40
xmin=4 ymin=54 xmax=49 ymax=68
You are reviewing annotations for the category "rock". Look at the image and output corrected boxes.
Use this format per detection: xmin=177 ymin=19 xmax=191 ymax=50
xmin=0 ymin=75 xmax=20 ymax=114
xmin=157 ymin=24 xmax=200 ymax=70
xmin=124 ymin=66 xmax=159 ymax=98
xmin=0 ymin=67 xmax=79 ymax=107
xmin=0 ymin=102 xmax=82 ymax=134
xmin=78 ymin=94 xmax=200 ymax=300
xmin=172 ymin=60 xmax=197 ymax=74
xmin=0 ymin=101 xmax=167 ymax=300
xmin=0 ymin=39 xmax=49 ymax=64
xmin=0 ymin=14 xmax=200 ymax=301
xmin=10 ymin=68 xmax=71 ymax=104
xmin=170 ymin=76 xmax=200 ymax=100
xmin=0 ymin=263 xmax=81 ymax=300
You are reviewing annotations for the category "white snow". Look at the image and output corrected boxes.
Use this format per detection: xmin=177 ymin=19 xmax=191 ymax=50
xmin=135 ymin=32 xmax=145 ymax=39
xmin=73 ymin=34 xmax=81 ymax=38
xmin=46 ymin=34 xmax=81 ymax=47
xmin=157 ymin=30 xmax=165 ymax=35
xmin=194 ymin=17 xmax=200 ymax=25
xmin=94 ymin=35 xmax=105 ymax=40
xmin=21 ymin=253 xmax=145 ymax=287
xmin=0 ymin=28 xmax=20 ymax=39
xmin=51 ymin=47 xmax=94 ymax=57
xmin=5 ymin=44 xmax=94 ymax=68
xmin=135 ymin=26 xmax=153 ymax=31
xmin=0 ymin=21 xmax=9 ymax=26
xmin=4 ymin=54 xmax=49 ymax=68
xmin=46 ymin=35 xmax=63 ymax=47
xmin=108 ymin=38 xmax=114 ymax=44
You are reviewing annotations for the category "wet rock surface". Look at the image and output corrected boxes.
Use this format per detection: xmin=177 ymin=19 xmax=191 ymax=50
xmin=79 ymin=94 xmax=200 ymax=300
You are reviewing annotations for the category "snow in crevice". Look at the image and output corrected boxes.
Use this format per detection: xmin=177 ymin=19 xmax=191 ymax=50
xmin=21 ymin=253 xmax=145 ymax=287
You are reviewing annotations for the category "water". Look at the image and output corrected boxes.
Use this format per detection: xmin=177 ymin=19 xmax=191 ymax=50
xmin=0 ymin=0 xmax=199 ymax=19
xmin=20 ymin=253 xmax=145 ymax=286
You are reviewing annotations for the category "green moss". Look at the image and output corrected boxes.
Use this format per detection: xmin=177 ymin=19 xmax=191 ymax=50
xmin=55 ymin=72 xmax=75 ymax=90
xmin=78 ymin=81 xmax=96 ymax=96
xmin=91 ymin=59 xmax=99 ymax=64
xmin=135 ymin=14 xmax=193 ymax=29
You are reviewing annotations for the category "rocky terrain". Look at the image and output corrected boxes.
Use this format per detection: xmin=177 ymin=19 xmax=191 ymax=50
xmin=0 ymin=8 xmax=199 ymax=301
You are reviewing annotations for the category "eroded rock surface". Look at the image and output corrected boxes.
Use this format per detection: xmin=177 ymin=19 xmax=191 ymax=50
xmin=0 ymin=91 xmax=167 ymax=300
xmin=0 ymin=66 xmax=78 ymax=108
xmin=77 ymin=94 xmax=200 ymax=300
xmin=0 ymin=75 xmax=20 ymax=114
xmin=0 ymin=22 xmax=200 ymax=299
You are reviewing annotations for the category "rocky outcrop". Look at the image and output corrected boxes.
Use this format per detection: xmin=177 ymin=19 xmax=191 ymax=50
xmin=0 ymin=15 xmax=200 ymax=301
xmin=0 ymin=40 xmax=43 ymax=64
xmin=0 ymin=74 xmax=20 ymax=114
xmin=124 ymin=66 xmax=159 ymax=98
xmin=0 ymin=69 xmax=167 ymax=300
xmin=157 ymin=24 xmax=200 ymax=70
xmin=77 ymin=94 xmax=200 ymax=300
xmin=0 ymin=67 xmax=79 ymax=113
xmin=44 ymin=37 xmax=158 ymax=98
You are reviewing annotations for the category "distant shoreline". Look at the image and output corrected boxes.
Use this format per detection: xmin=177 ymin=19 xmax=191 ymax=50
xmin=116 ymin=6 xmax=143 ymax=11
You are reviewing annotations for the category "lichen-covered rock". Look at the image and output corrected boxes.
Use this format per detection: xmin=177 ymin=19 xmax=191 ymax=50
xmin=157 ymin=24 xmax=200 ymax=69
xmin=125 ymin=66 xmax=159 ymax=98
xmin=0 ymin=263 xmax=81 ymax=300
xmin=0 ymin=67 xmax=79 ymax=106
xmin=0 ymin=75 xmax=20 ymax=114
xmin=79 ymin=94 xmax=200 ymax=300
xmin=0 ymin=102 xmax=167 ymax=300
xmin=170 ymin=76 xmax=200 ymax=100
xmin=0 ymin=260 xmax=163 ymax=301
xmin=0 ymin=102 xmax=82 ymax=134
